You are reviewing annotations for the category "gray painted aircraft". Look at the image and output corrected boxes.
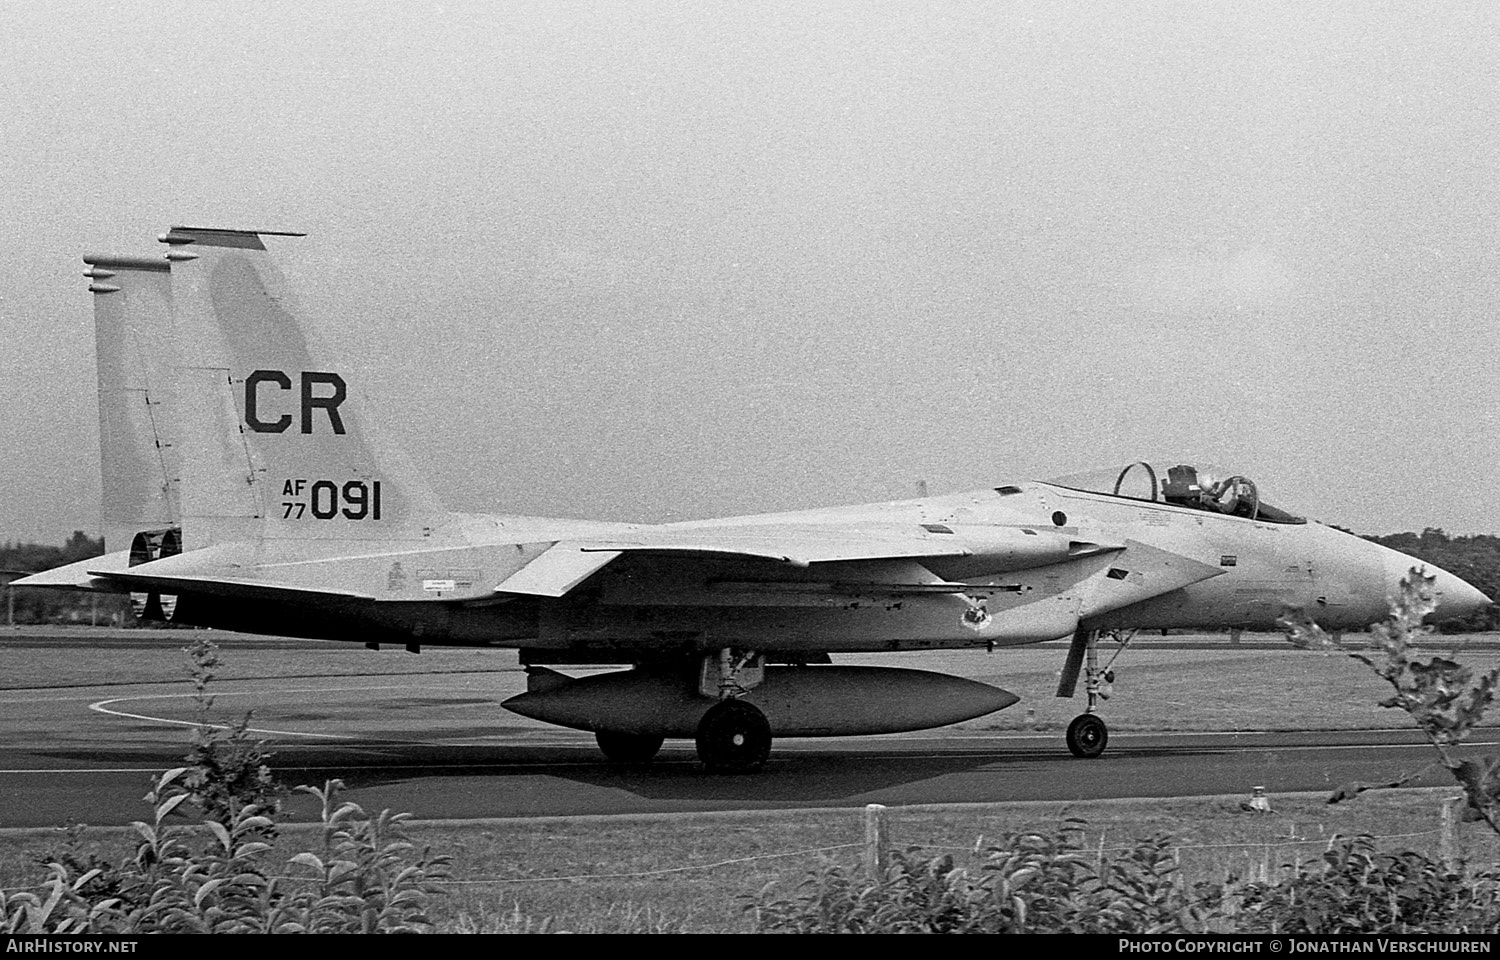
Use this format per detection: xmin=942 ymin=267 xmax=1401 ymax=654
xmin=19 ymin=227 xmax=1491 ymax=771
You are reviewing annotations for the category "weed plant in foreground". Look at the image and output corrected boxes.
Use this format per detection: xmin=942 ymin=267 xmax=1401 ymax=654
xmin=2 ymin=637 xmax=450 ymax=933
xmin=744 ymin=823 xmax=1500 ymax=934
xmin=1283 ymin=570 xmax=1500 ymax=829
xmin=3 ymin=773 xmax=450 ymax=933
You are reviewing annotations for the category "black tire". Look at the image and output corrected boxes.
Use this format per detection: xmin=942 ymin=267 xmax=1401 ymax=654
xmin=695 ymin=699 xmax=772 ymax=773
xmin=1066 ymin=713 xmax=1108 ymax=759
xmin=595 ymin=730 xmax=665 ymax=764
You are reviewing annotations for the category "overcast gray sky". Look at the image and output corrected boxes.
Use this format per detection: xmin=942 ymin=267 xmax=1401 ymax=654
xmin=2 ymin=1 xmax=1497 ymax=544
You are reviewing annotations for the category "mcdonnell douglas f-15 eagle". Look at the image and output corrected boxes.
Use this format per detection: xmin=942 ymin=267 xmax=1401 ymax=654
xmin=18 ymin=227 xmax=1491 ymax=772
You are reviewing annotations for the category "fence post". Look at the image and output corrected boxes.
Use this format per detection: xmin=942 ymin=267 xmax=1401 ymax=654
xmin=1440 ymin=796 xmax=1458 ymax=873
xmin=864 ymin=803 xmax=889 ymax=880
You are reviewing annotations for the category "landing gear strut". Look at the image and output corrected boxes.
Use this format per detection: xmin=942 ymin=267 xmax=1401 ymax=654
xmin=695 ymin=648 xmax=772 ymax=773
xmin=1056 ymin=628 xmax=1133 ymax=759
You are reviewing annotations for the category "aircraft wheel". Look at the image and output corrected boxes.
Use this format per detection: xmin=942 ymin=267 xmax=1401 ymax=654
xmin=695 ymin=699 xmax=772 ymax=773
xmin=1066 ymin=713 xmax=1108 ymax=759
xmin=595 ymin=730 xmax=665 ymax=764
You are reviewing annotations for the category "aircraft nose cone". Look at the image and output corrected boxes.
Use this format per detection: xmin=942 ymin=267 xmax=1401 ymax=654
xmin=1381 ymin=552 xmax=1492 ymax=622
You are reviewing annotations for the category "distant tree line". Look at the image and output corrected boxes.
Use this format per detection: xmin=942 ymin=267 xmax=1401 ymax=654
xmin=4 ymin=529 xmax=1500 ymax=631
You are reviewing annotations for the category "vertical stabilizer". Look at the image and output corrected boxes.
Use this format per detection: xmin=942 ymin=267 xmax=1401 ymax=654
xmin=85 ymin=254 xmax=179 ymax=555
xmin=160 ymin=227 xmax=446 ymax=550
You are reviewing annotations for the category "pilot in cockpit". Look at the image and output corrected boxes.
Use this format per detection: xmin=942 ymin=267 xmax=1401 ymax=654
xmin=1162 ymin=465 xmax=1257 ymax=517
xmin=1203 ymin=475 xmax=1242 ymax=514
xmin=1200 ymin=474 xmax=1258 ymax=517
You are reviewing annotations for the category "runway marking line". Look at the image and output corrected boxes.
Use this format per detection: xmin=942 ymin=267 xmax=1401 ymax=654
xmin=87 ymin=682 xmax=502 ymax=742
xmin=0 ymin=767 xmax=166 ymax=775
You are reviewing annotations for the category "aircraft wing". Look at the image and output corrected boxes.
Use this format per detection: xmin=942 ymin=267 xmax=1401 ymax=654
xmin=494 ymin=522 xmax=1123 ymax=598
xmin=582 ymin=523 xmax=981 ymax=565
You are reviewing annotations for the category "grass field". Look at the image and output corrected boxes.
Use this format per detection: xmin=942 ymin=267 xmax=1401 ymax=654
xmin=4 ymin=627 xmax=1500 ymax=931
xmin=0 ymin=626 xmax=516 ymax=691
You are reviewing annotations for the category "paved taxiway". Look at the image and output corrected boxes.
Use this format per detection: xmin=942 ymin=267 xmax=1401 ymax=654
xmin=0 ymin=633 xmax=1486 ymax=828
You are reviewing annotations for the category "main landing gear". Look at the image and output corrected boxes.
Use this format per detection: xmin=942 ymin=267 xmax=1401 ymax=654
xmin=1056 ymin=628 xmax=1133 ymax=759
xmin=696 ymin=648 xmax=772 ymax=773
xmin=591 ymin=648 xmax=775 ymax=773
xmin=596 ymin=702 xmax=773 ymax=772
xmin=696 ymin=699 xmax=772 ymax=773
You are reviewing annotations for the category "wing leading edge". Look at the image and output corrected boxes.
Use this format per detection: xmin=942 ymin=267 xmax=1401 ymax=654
xmin=494 ymin=522 xmax=1124 ymax=598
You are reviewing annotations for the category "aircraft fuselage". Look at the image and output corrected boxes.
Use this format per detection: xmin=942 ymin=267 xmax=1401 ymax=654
xmin=133 ymin=479 xmax=1469 ymax=657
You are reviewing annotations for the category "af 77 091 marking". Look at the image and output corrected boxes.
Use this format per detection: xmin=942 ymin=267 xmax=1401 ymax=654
xmin=281 ymin=479 xmax=382 ymax=520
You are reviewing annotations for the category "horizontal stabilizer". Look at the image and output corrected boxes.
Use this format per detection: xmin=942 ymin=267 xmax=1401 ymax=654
xmin=89 ymin=568 xmax=375 ymax=603
xmin=83 ymin=544 xmax=376 ymax=602
xmin=12 ymin=550 xmax=135 ymax=592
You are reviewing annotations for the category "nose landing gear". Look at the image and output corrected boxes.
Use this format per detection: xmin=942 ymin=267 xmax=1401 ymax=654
xmin=1057 ymin=628 xmax=1132 ymax=758
xmin=1065 ymin=712 xmax=1108 ymax=759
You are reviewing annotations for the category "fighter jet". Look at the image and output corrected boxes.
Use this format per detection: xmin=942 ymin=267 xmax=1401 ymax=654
xmin=19 ymin=227 xmax=1491 ymax=772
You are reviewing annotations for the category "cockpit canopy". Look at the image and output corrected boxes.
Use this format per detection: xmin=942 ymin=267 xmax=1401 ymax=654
xmin=1041 ymin=461 xmax=1306 ymax=524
